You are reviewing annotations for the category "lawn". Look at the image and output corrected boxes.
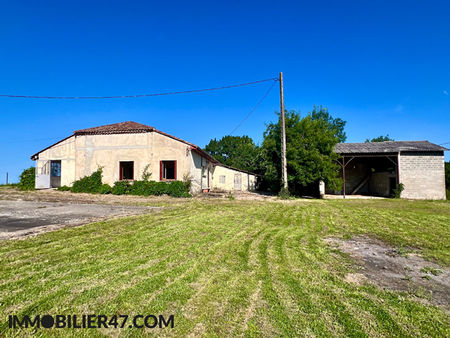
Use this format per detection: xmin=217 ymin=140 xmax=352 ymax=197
xmin=0 ymin=198 xmax=449 ymax=336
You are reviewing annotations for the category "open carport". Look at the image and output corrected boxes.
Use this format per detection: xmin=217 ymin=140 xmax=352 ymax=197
xmin=329 ymin=141 xmax=447 ymax=199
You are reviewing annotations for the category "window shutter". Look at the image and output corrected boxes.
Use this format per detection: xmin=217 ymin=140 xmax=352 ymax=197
xmin=174 ymin=160 xmax=177 ymax=180
xmin=160 ymin=161 xmax=163 ymax=181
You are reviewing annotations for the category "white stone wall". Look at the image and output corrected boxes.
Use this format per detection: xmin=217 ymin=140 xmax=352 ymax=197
xmin=190 ymin=151 xmax=211 ymax=194
xmin=399 ymin=152 xmax=446 ymax=200
xmin=211 ymin=165 xmax=257 ymax=192
xmin=34 ymin=131 xmax=257 ymax=194
xmin=35 ymin=136 xmax=76 ymax=187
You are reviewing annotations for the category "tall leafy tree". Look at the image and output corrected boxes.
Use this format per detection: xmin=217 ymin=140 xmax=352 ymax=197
xmin=204 ymin=135 xmax=260 ymax=172
xmin=365 ymin=135 xmax=394 ymax=142
xmin=261 ymin=107 xmax=345 ymax=194
xmin=311 ymin=105 xmax=347 ymax=143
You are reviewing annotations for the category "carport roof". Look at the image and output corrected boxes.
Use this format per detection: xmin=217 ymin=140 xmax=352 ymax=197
xmin=335 ymin=141 xmax=448 ymax=154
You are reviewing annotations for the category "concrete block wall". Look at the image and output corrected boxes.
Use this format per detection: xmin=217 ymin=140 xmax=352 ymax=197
xmin=399 ymin=152 xmax=446 ymax=200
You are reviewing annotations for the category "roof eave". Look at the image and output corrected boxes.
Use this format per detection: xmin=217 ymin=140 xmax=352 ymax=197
xmin=30 ymin=135 xmax=74 ymax=161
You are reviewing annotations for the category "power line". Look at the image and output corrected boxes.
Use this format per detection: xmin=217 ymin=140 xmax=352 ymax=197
xmin=228 ymin=80 xmax=277 ymax=135
xmin=0 ymin=78 xmax=278 ymax=99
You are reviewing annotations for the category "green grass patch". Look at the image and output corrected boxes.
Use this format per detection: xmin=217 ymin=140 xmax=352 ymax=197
xmin=0 ymin=199 xmax=449 ymax=336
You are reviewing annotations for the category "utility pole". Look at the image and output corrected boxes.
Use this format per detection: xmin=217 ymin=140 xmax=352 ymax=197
xmin=279 ymin=72 xmax=288 ymax=190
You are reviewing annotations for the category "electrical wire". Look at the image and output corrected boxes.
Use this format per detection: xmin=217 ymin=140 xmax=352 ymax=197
xmin=0 ymin=78 xmax=278 ymax=99
xmin=228 ymin=80 xmax=277 ymax=135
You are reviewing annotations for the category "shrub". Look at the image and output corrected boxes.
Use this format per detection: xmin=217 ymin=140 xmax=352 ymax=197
xmin=112 ymin=181 xmax=132 ymax=195
xmin=392 ymin=183 xmax=404 ymax=199
xmin=129 ymin=180 xmax=153 ymax=196
xmin=446 ymin=189 xmax=450 ymax=200
xmin=18 ymin=167 xmax=35 ymax=190
xmin=278 ymin=187 xmax=290 ymax=199
xmin=182 ymin=173 xmax=192 ymax=192
xmin=99 ymin=184 xmax=112 ymax=194
xmin=57 ymin=185 xmax=71 ymax=191
xmin=127 ymin=180 xmax=191 ymax=197
xmin=141 ymin=164 xmax=152 ymax=181
xmin=167 ymin=181 xmax=191 ymax=197
xmin=71 ymin=168 xmax=103 ymax=193
xmin=152 ymin=182 xmax=170 ymax=196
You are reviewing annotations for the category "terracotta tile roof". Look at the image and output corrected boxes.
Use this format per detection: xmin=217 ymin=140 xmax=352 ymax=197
xmin=335 ymin=141 xmax=448 ymax=154
xmin=31 ymin=121 xmax=219 ymax=165
xmin=74 ymin=121 xmax=154 ymax=135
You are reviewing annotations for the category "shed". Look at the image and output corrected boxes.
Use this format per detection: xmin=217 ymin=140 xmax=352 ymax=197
xmin=331 ymin=141 xmax=448 ymax=199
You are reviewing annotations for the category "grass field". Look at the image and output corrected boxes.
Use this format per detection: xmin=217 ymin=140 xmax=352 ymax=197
xmin=0 ymin=198 xmax=449 ymax=337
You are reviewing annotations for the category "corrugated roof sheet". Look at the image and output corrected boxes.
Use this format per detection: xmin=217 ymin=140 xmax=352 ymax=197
xmin=335 ymin=141 xmax=448 ymax=154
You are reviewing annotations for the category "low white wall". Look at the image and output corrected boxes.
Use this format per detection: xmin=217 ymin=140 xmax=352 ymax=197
xmin=211 ymin=165 xmax=256 ymax=191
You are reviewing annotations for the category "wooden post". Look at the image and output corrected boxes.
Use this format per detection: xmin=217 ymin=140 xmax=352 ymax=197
xmin=342 ymin=156 xmax=346 ymax=199
xmin=6 ymin=172 xmax=8 ymax=185
xmin=279 ymin=72 xmax=288 ymax=190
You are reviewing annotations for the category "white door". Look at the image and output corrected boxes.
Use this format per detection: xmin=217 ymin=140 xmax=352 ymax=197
xmin=234 ymin=174 xmax=242 ymax=190
xmin=35 ymin=161 xmax=51 ymax=189
xmin=201 ymin=167 xmax=210 ymax=190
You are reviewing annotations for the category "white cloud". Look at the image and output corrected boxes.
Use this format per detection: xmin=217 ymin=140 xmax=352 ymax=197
xmin=443 ymin=90 xmax=449 ymax=96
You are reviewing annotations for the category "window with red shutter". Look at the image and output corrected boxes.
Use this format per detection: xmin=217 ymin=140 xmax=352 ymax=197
xmin=160 ymin=160 xmax=176 ymax=180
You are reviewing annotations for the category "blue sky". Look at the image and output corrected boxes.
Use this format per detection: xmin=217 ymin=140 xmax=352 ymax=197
xmin=1 ymin=0 xmax=449 ymax=182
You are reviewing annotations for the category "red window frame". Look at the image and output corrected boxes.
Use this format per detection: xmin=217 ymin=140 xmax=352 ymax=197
xmin=119 ymin=161 xmax=134 ymax=180
xmin=160 ymin=160 xmax=177 ymax=181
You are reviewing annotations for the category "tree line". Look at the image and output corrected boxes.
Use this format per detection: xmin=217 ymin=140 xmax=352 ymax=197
xmin=204 ymin=106 xmax=394 ymax=196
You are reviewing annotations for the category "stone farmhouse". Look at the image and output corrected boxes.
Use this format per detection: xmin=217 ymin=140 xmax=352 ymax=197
xmin=332 ymin=141 xmax=448 ymax=200
xmin=31 ymin=121 xmax=257 ymax=194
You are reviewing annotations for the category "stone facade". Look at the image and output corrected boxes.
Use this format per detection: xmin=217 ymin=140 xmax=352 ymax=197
xmin=33 ymin=127 xmax=257 ymax=194
xmin=399 ymin=151 xmax=446 ymax=200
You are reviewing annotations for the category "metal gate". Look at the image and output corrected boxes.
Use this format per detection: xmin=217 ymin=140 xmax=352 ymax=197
xmin=35 ymin=160 xmax=61 ymax=189
xmin=35 ymin=161 xmax=50 ymax=189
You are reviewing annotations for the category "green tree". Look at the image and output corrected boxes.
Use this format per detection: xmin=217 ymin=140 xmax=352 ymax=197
xmin=365 ymin=135 xmax=394 ymax=142
xmin=261 ymin=107 xmax=345 ymax=194
xmin=311 ymin=105 xmax=347 ymax=143
xmin=18 ymin=167 xmax=35 ymax=190
xmin=204 ymin=135 xmax=260 ymax=172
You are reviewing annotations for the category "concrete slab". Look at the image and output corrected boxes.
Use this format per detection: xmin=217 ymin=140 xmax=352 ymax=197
xmin=0 ymin=200 xmax=158 ymax=239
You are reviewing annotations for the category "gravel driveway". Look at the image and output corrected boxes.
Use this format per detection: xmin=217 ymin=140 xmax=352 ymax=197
xmin=0 ymin=200 xmax=158 ymax=239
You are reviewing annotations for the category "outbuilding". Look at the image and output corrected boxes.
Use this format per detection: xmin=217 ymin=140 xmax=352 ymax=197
xmin=31 ymin=121 xmax=257 ymax=194
xmin=330 ymin=141 xmax=448 ymax=200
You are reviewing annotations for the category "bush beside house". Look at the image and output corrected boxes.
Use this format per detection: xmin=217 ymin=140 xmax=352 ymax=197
xmin=18 ymin=167 xmax=35 ymax=190
xmin=58 ymin=168 xmax=190 ymax=197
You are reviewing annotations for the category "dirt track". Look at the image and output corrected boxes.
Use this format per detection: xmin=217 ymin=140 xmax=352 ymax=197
xmin=326 ymin=236 xmax=450 ymax=308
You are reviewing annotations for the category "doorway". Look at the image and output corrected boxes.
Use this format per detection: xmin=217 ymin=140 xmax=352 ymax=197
xmin=234 ymin=173 xmax=242 ymax=190
xmin=389 ymin=177 xmax=397 ymax=197
xmin=50 ymin=160 xmax=61 ymax=188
